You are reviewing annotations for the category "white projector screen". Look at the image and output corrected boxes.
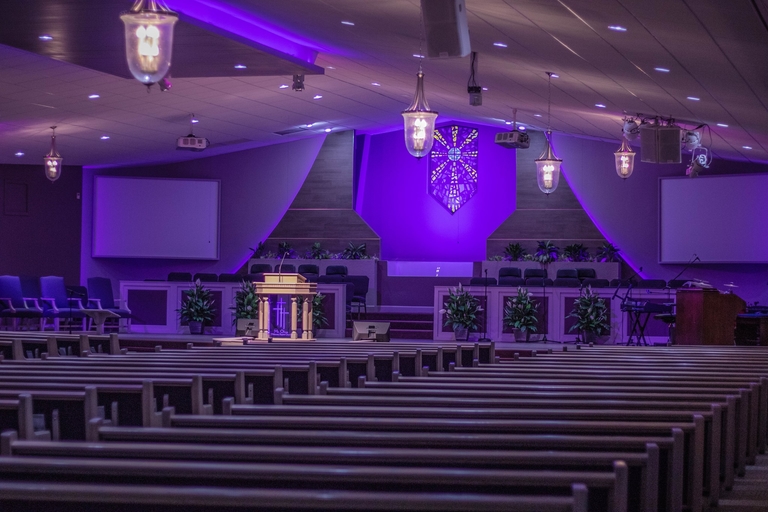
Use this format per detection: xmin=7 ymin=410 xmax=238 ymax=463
xmin=660 ymin=174 xmax=768 ymax=263
xmin=93 ymin=176 xmax=220 ymax=259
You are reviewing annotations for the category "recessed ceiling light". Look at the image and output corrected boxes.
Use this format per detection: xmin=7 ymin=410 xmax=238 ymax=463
xmin=325 ymin=128 xmax=332 ymax=133
xmin=654 ymin=67 xmax=670 ymax=73
xmin=687 ymin=96 xmax=700 ymax=101
xmin=14 ymin=152 xmax=24 ymax=157
xmin=100 ymin=135 xmax=110 ymax=140
xmin=595 ymin=103 xmax=606 ymax=108
xmin=191 ymin=118 xmax=199 ymax=124
xmin=505 ymin=121 xmax=513 ymax=125
xmin=38 ymin=35 xmax=53 ymax=41
xmin=88 ymin=94 xmax=100 ymax=99
xmin=327 ymin=66 xmax=336 ymax=70
xmin=313 ymin=95 xmax=323 ymax=100
xmin=234 ymin=64 xmax=247 ymax=69
xmin=305 ymin=123 xmax=315 ymax=128
xmin=716 ymin=123 xmax=729 ymax=128
xmin=534 ymin=114 xmax=542 ymax=117
xmin=279 ymin=84 xmax=289 ymax=89
xmin=493 ymin=42 xmax=508 ymax=48
xmin=551 ymin=73 xmax=559 ymax=78
xmin=371 ymin=82 xmax=381 ymax=86
xmin=341 ymin=21 xmax=355 ymax=26
xmin=608 ymin=26 xmax=627 ymax=32
xmin=482 ymin=87 xmax=488 ymax=91
xmin=412 ymin=54 xmax=425 ymax=59
xmin=743 ymin=146 xmax=752 ymax=150
xmin=519 ymin=126 xmax=527 ymax=131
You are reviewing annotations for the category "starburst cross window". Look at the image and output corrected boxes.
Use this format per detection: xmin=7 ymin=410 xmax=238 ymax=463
xmin=429 ymin=125 xmax=479 ymax=214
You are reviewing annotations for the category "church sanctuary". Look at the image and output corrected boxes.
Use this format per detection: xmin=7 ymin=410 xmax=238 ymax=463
xmin=2 ymin=0 xmax=768 ymax=510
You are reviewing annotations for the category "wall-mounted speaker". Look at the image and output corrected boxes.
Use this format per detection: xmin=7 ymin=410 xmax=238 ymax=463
xmin=640 ymin=126 xmax=681 ymax=164
xmin=421 ymin=0 xmax=471 ymax=58
xmin=352 ymin=321 xmax=391 ymax=342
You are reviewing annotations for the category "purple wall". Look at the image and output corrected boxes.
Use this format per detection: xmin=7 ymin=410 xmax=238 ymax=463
xmin=81 ymin=136 xmax=325 ymax=285
xmin=0 ymin=164 xmax=82 ymax=284
xmin=358 ymin=122 xmax=516 ymax=261
xmin=553 ymin=133 xmax=768 ymax=304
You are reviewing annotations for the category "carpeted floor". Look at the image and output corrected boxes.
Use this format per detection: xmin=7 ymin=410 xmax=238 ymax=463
xmin=717 ymin=452 xmax=768 ymax=511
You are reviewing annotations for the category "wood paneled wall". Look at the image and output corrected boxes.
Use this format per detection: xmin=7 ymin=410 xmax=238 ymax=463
xmin=266 ymin=131 xmax=380 ymax=256
xmin=487 ymin=130 xmax=606 ymax=258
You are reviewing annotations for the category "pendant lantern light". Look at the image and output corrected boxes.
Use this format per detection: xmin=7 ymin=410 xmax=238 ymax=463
xmin=44 ymin=126 xmax=63 ymax=182
xmin=120 ymin=0 xmax=178 ymax=87
xmin=402 ymin=69 xmax=438 ymax=158
xmin=534 ymin=72 xmax=562 ymax=195
xmin=614 ymin=136 xmax=636 ymax=179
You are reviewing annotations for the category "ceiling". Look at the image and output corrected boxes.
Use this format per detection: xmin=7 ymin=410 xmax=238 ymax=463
xmin=1 ymin=0 xmax=768 ymax=167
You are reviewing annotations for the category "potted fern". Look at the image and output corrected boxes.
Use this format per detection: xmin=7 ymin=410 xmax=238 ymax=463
xmin=567 ymin=286 xmax=609 ymax=343
xmin=535 ymin=240 xmax=560 ymax=265
xmin=563 ymin=243 xmax=590 ymax=262
xmin=178 ymin=280 xmax=216 ymax=334
xmin=596 ymin=242 xmax=620 ymax=262
xmin=503 ymin=287 xmax=539 ymax=342
xmin=440 ymin=284 xmax=483 ymax=341
xmin=504 ymin=242 xmax=527 ymax=262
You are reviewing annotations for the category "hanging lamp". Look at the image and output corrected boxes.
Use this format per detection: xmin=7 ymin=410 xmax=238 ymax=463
xmin=401 ymin=13 xmax=437 ymax=159
xmin=614 ymin=136 xmax=635 ymax=179
xmin=120 ymin=0 xmax=178 ymax=88
xmin=44 ymin=126 xmax=63 ymax=182
xmin=534 ymin=72 xmax=562 ymax=194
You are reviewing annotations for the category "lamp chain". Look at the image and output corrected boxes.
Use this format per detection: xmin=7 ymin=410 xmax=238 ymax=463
xmin=418 ymin=5 xmax=424 ymax=73
xmin=546 ymin=72 xmax=552 ymax=132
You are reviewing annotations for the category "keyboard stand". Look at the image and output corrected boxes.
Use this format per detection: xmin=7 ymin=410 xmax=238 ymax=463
xmin=625 ymin=309 xmax=653 ymax=346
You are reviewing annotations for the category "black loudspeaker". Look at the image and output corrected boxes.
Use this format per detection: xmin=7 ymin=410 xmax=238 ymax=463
xmin=421 ymin=0 xmax=471 ymax=58
xmin=352 ymin=321 xmax=391 ymax=342
xmin=640 ymin=126 xmax=681 ymax=164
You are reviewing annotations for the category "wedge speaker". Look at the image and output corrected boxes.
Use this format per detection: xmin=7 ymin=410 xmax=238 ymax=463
xmin=421 ymin=0 xmax=471 ymax=58
xmin=352 ymin=321 xmax=391 ymax=342
xmin=640 ymin=125 xmax=681 ymax=164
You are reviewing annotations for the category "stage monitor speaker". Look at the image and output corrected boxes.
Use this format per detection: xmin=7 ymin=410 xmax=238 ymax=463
xmin=421 ymin=0 xmax=471 ymax=58
xmin=352 ymin=321 xmax=391 ymax=342
xmin=640 ymin=126 xmax=681 ymax=164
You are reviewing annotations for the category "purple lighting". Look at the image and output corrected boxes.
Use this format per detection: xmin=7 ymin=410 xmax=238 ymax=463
xmin=429 ymin=125 xmax=479 ymax=214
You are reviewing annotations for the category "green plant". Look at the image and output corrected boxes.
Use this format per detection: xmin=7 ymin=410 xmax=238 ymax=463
xmin=278 ymin=242 xmax=296 ymax=259
xmin=177 ymin=280 xmax=216 ymax=324
xmin=231 ymin=280 xmax=258 ymax=324
xmin=504 ymin=243 xmax=527 ymax=262
xmin=342 ymin=242 xmax=367 ymax=260
xmin=563 ymin=243 xmax=590 ymax=262
xmin=306 ymin=242 xmax=330 ymax=260
xmin=596 ymin=242 xmax=620 ymax=262
xmin=249 ymin=241 xmax=267 ymax=259
xmin=440 ymin=284 xmax=483 ymax=331
xmin=535 ymin=240 xmax=560 ymax=264
xmin=567 ymin=286 xmax=609 ymax=336
xmin=503 ymin=287 xmax=539 ymax=333
xmin=299 ymin=294 xmax=328 ymax=330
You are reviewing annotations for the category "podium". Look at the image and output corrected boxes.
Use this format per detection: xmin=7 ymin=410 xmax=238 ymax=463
xmin=675 ymin=289 xmax=746 ymax=345
xmin=254 ymin=273 xmax=318 ymax=341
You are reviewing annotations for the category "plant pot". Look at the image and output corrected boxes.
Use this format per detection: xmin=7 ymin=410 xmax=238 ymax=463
xmin=453 ymin=325 xmax=469 ymax=341
xmin=188 ymin=321 xmax=203 ymax=335
xmin=514 ymin=329 xmax=532 ymax=342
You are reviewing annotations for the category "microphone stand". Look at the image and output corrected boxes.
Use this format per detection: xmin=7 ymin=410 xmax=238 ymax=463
xmin=277 ymin=252 xmax=288 ymax=282
xmin=668 ymin=254 xmax=700 ymax=288
xmin=478 ymin=269 xmax=491 ymax=343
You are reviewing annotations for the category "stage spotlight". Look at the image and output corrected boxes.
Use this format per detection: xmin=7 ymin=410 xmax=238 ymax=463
xmin=622 ymin=118 xmax=640 ymax=141
xmin=292 ymin=74 xmax=305 ymax=92
xmin=682 ymin=130 xmax=701 ymax=151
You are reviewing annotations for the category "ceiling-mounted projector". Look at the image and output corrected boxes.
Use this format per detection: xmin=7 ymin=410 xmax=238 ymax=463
xmin=177 ymin=134 xmax=209 ymax=151
xmin=495 ymin=130 xmax=530 ymax=149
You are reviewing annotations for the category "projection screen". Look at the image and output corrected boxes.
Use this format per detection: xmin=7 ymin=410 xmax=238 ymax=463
xmin=659 ymin=174 xmax=768 ymax=263
xmin=93 ymin=176 xmax=220 ymax=259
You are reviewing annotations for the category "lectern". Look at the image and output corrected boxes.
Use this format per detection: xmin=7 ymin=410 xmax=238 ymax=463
xmin=254 ymin=273 xmax=318 ymax=341
xmin=675 ymin=288 xmax=746 ymax=345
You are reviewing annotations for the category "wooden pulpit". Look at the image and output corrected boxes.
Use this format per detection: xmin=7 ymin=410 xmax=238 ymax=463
xmin=675 ymin=288 xmax=746 ymax=345
xmin=253 ymin=273 xmax=318 ymax=341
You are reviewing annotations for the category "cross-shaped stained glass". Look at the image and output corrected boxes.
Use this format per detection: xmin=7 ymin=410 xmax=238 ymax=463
xmin=429 ymin=125 xmax=479 ymax=214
